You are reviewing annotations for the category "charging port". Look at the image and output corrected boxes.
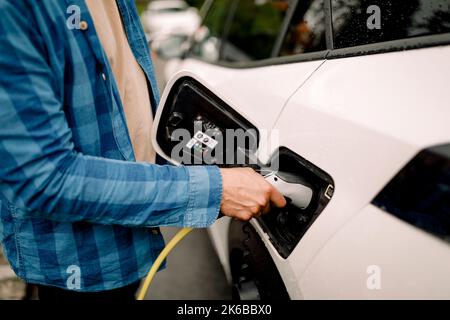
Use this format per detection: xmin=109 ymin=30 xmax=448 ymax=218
xmin=257 ymin=148 xmax=334 ymax=258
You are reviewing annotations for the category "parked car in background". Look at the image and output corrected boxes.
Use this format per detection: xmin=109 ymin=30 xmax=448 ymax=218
xmin=153 ymin=0 xmax=450 ymax=300
xmin=141 ymin=0 xmax=201 ymax=41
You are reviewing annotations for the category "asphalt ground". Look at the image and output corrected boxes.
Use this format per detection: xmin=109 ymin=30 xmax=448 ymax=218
xmin=144 ymin=227 xmax=231 ymax=300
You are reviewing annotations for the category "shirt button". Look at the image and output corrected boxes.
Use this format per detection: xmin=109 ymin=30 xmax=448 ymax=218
xmin=79 ymin=21 xmax=89 ymax=31
xmin=101 ymin=73 xmax=106 ymax=81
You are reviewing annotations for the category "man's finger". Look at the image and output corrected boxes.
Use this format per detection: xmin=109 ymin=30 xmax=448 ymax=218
xmin=270 ymin=187 xmax=287 ymax=208
xmin=262 ymin=203 xmax=271 ymax=215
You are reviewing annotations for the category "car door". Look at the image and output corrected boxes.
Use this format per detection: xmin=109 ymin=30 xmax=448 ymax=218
xmin=153 ymin=0 xmax=450 ymax=300
xmin=270 ymin=0 xmax=450 ymax=299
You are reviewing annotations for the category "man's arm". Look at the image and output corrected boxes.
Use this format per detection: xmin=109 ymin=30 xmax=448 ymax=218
xmin=0 ymin=2 xmax=222 ymax=228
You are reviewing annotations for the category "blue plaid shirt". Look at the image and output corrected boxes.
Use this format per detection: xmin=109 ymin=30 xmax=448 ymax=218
xmin=0 ymin=0 xmax=222 ymax=292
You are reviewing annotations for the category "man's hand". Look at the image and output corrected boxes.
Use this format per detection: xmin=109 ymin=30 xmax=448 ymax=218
xmin=220 ymin=168 xmax=287 ymax=221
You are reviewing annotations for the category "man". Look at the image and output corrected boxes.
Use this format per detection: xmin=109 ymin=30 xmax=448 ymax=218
xmin=0 ymin=0 xmax=285 ymax=301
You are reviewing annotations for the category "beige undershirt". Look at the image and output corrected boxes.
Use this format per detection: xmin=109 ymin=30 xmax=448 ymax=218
xmin=86 ymin=0 xmax=156 ymax=163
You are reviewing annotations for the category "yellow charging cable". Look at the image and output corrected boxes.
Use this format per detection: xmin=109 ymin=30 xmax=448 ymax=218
xmin=137 ymin=227 xmax=194 ymax=300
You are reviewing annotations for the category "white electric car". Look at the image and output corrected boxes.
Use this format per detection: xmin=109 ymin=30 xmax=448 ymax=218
xmin=152 ymin=0 xmax=450 ymax=299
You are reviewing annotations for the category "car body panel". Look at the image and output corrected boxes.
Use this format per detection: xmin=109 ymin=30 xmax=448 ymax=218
xmin=152 ymin=33 xmax=450 ymax=301
xmin=257 ymin=45 xmax=450 ymax=298
xmin=163 ymin=58 xmax=325 ymax=131
xmin=300 ymin=204 xmax=450 ymax=299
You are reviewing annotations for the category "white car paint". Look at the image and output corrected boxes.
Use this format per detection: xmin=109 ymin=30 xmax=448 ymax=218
xmin=300 ymin=205 xmax=450 ymax=299
xmin=281 ymin=45 xmax=450 ymax=299
xmin=161 ymin=58 xmax=325 ymax=131
xmin=244 ymin=45 xmax=450 ymax=299
xmin=153 ymin=43 xmax=450 ymax=299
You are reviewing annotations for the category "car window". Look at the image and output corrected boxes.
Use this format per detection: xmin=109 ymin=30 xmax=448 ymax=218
xmin=221 ymin=0 xmax=291 ymax=62
xmin=332 ymin=0 xmax=450 ymax=49
xmin=190 ymin=0 xmax=232 ymax=63
xmin=279 ymin=0 xmax=327 ymax=57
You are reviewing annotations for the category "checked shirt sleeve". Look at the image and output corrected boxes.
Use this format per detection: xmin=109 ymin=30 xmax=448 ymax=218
xmin=0 ymin=2 xmax=222 ymax=228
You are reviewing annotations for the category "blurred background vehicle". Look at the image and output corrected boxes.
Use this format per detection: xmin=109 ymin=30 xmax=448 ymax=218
xmin=141 ymin=0 xmax=202 ymax=41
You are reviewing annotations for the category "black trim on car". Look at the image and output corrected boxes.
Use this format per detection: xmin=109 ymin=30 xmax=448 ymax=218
xmin=218 ymin=0 xmax=239 ymax=61
xmin=324 ymin=0 xmax=334 ymax=50
xmin=186 ymin=50 xmax=329 ymax=69
xmin=372 ymin=144 xmax=450 ymax=244
xmin=271 ymin=0 xmax=300 ymax=58
xmin=327 ymin=33 xmax=450 ymax=60
xmin=187 ymin=32 xmax=450 ymax=69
